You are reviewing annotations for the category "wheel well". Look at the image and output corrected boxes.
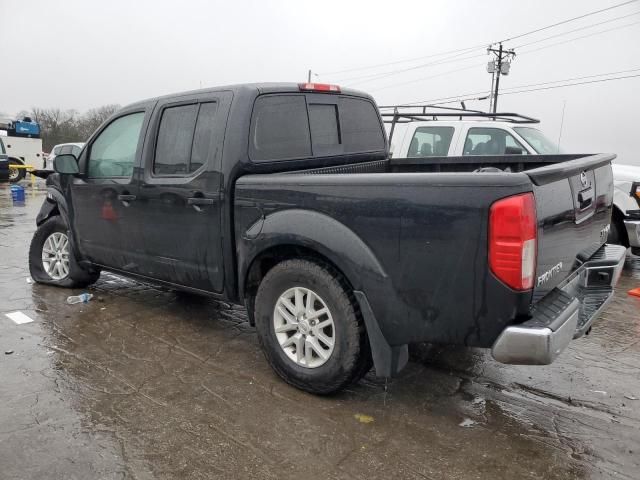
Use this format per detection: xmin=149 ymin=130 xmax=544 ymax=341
xmin=243 ymin=245 xmax=355 ymax=325
xmin=612 ymin=206 xmax=629 ymax=247
xmin=8 ymin=157 xmax=24 ymax=164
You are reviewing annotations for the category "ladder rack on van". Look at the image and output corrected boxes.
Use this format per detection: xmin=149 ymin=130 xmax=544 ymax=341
xmin=378 ymin=105 xmax=539 ymax=143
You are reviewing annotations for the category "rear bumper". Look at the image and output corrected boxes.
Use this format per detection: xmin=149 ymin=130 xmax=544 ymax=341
xmin=492 ymin=244 xmax=626 ymax=365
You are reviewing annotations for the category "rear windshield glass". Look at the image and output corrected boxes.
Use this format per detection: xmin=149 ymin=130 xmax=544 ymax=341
xmin=250 ymin=94 xmax=384 ymax=162
xmin=407 ymin=126 xmax=454 ymax=157
xmin=250 ymin=95 xmax=312 ymax=161
xmin=339 ymin=97 xmax=385 ymax=153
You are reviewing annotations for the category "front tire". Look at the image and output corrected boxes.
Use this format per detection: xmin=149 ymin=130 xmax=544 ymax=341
xmin=29 ymin=216 xmax=100 ymax=288
xmin=254 ymin=259 xmax=371 ymax=394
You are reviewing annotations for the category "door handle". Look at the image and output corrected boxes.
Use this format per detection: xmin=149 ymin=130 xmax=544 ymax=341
xmin=117 ymin=194 xmax=136 ymax=202
xmin=187 ymin=197 xmax=215 ymax=206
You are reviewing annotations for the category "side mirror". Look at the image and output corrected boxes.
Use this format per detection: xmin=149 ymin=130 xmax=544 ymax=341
xmin=505 ymin=146 xmax=524 ymax=155
xmin=53 ymin=154 xmax=79 ymax=175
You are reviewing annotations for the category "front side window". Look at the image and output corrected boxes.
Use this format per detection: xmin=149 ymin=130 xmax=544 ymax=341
xmin=514 ymin=127 xmax=560 ymax=154
xmin=407 ymin=126 xmax=454 ymax=157
xmin=88 ymin=112 xmax=144 ymax=178
xmin=463 ymin=127 xmax=527 ymax=156
xmin=71 ymin=145 xmax=82 ymax=157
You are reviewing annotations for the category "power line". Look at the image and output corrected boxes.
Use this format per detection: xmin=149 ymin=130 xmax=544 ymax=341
xmin=337 ymin=51 xmax=487 ymax=85
xmin=518 ymin=19 xmax=640 ymax=56
xmin=513 ymin=9 xmax=640 ymax=48
xmin=343 ymin=7 xmax=640 ymax=87
xmin=500 ymin=67 xmax=640 ymax=90
xmin=500 ymin=0 xmax=639 ymax=42
xmin=396 ymin=71 xmax=640 ymax=106
xmin=318 ymin=43 xmax=487 ymax=76
xmin=368 ymin=62 xmax=486 ymax=92
xmin=501 ymin=73 xmax=640 ymax=95
xmin=320 ymin=0 xmax=639 ymax=83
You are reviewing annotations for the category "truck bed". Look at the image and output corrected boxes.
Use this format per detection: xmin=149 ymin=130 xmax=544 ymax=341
xmin=235 ymin=153 xmax=615 ymax=350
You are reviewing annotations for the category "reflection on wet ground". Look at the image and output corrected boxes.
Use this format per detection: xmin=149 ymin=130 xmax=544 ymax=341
xmin=1 ymin=184 xmax=639 ymax=479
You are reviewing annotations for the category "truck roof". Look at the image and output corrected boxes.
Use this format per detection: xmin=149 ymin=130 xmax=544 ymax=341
xmin=123 ymin=82 xmax=373 ymax=110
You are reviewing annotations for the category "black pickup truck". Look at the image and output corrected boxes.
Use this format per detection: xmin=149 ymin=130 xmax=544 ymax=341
xmin=30 ymin=82 xmax=626 ymax=394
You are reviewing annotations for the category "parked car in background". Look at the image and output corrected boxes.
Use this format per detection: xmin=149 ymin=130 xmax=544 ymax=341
xmin=383 ymin=106 xmax=638 ymax=255
xmin=610 ymin=163 xmax=640 ymax=255
xmin=32 ymin=84 xmax=624 ymax=394
xmin=44 ymin=143 xmax=85 ymax=170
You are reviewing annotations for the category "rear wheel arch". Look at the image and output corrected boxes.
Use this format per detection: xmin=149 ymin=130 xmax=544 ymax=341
xmin=243 ymin=244 xmax=357 ymax=326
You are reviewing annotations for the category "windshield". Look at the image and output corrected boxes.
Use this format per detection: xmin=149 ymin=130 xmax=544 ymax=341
xmin=514 ymin=127 xmax=561 ymax=154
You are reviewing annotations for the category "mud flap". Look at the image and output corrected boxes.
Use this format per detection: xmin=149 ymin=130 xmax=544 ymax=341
xmin=354 ymin=290 xmax=408 ymax=377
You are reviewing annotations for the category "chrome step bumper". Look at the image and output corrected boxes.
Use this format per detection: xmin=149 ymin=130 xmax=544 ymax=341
xmin=492 ymin=244 xmax=626 ymax=365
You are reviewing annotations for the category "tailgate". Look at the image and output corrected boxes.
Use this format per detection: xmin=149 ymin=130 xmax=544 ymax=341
xmin=527 ymin=154 xmax=615 ymax=301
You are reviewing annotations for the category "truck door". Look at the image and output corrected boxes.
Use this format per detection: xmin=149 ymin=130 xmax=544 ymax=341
xmin=133 ymin=92 xmax=231 ymax=293
xmin=70 ymin=108 xmax=151 ymax=269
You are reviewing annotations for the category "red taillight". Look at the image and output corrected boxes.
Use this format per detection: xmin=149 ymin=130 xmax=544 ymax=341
xmin=489 ymin=193 xmax=537 ymax=291
xmin=298 ymin=83 xmax=340 ymax=92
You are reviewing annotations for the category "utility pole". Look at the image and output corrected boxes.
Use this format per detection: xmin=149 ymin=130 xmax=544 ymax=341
xmin=487 ymin=43 xmax=515 ymax=113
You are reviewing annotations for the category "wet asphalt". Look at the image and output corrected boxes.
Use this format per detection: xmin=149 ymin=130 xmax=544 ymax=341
xmin=0 ymin=184 xmax=639 ymax=480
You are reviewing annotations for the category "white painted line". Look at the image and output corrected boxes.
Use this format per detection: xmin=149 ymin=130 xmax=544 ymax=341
xmin=5 ymin=311 xmax=35 ymax=325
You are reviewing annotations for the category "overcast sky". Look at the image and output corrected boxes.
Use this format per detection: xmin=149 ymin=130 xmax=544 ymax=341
xmin=1 ymin=0 xmax=639 ymax=164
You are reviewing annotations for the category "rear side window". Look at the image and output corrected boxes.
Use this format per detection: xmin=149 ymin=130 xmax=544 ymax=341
xmin=250 ymin=94 xmax=384 ymax=162
xmin=154 ymin=104 xmax=198 ymax=175
xmin=154 ymin=102 xmax=218 ymax=175
xmin=407 ymin=127 xmax=454 ymax=157
xmin=250 ymin=95 xmax=311 ymax=161
xmin=190 ymin=103 xmax=218 ymax=173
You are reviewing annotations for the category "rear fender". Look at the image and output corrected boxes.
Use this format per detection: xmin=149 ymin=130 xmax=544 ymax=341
xmin=238 ymin=209 xmax=406 ymax=377
xmin=239 ymin=209 xmax=388 ymax=297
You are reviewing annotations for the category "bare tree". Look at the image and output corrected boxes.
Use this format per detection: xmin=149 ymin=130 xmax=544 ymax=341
xmin=29 ymin=104 xmax=120 ymax=151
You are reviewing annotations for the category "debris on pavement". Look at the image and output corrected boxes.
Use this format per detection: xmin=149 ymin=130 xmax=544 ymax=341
xmin=67 ymin=293 xmax=94 ymax=305
xmin=624 ymin=395 xmax=639 ymax=401
xmin=354 ymin=413 xmax=374 ymax=424
xmin=4 ymin=350 xmax=14 ymax=355
xmin=628 ymin=288 xmax=640 ymax=297
xmin=459 ymin=418 xmax=477 ymax=428
xmin=5 ymin=311 xmax=35 ymax=325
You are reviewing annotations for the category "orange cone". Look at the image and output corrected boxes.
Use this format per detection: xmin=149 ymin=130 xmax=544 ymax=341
xmin=629 ymin=288 xmax=640 ymax=298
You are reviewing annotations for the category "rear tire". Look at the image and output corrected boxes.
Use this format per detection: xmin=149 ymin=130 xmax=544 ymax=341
xmin=8 ymin=159 xmax=25 ymax=183
xmin=29 ymin=216 xmax=100 ymax=288
xmin=254 ymin=259 xmax=371 ymax=395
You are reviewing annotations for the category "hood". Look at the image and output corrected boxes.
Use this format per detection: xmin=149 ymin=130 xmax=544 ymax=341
xmin=612 ymin=163 xmax=640 ymax=183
